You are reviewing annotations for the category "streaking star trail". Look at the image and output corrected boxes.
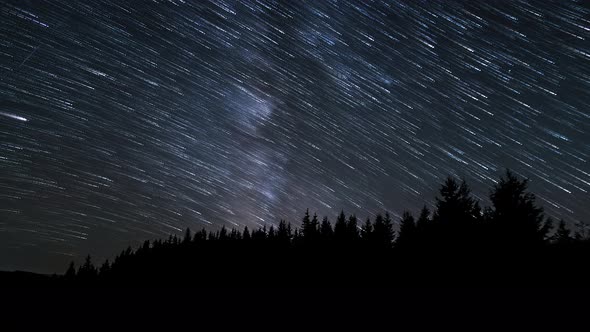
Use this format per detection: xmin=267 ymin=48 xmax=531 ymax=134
xmin=0 ymin=111 xmax=28 ymax=122
xmin=0 ymin=0 xmax=589 ymax=273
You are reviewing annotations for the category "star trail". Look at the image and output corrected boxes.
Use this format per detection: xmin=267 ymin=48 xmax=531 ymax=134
xmin=1 ymin=0 xmax=589 ymax=273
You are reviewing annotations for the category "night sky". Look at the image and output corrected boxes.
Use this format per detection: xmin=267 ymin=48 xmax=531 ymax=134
xmin=1 ymin=0 xmax=589 ymax=274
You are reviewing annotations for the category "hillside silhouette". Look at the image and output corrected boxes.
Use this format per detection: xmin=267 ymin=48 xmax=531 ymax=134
xmin=8 ymin=170 xmax=590 ymax=288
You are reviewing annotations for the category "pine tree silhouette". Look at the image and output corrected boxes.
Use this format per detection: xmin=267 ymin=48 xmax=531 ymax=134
xmin=334 ymin=210 xmax=348 ymax=244
xmin=434 ymin=178 xmax=481 ymax=227
xmin=346 ymin=214 xmax=359 ymax=242
xmin=183 ymin=228 xmax=192 ymax=244
xmin=47 ymin=171 xmax=590 ymax=288
xmin=489 ymin=170 xmax=551 ymax=249
xmin=416 ymin=206 xmax=430 ymax=231
xmin=243 ymin=226 xmax=251 ymax=241
xmin=431 ymin=177 xmax=481 ymax=255
xmin=77 ymin=255 xmax=97 ymax=283
xmin=397 ymin=211 xmax=416 ymax=249
xmin=361 ymin=217 xmax=373 ymax=241
xmin=320 ymin=217 xmax=333 ymax=240
xmin=277 ymin=220 xmax=292 ymax=244
xmin=554 ymin=220 xmax=572 ymax=245
xmin=65 ymin=261 xmax=76 ymax=281
xmin=372 ymin=213 xmax=395 ymax=250
xmin=99 ymin=259 xmax=111 ymax=277
xmin=219 ymin=225 xmax=228 ymax=240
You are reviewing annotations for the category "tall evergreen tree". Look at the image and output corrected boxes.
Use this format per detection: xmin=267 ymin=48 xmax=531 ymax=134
xmin=65 ymin=261 xmax=76 ymax=280
xmin=320 ymin=216 xmax=333 ymax=240
xmin=416 ymin=206 xmax=430 ymax=231
xmin=373 ymin=213 xmax=395 ymax=249
xmin=243 ymin=226 xmax=251 ymax=241
xmin=193 ymin=228 xmax=207 ymax=242
xmin=334 ymin=210 xmax=348 ymax=242
xmin=397 ymin=211 xmax=416 ymax=249
xmin=99 ymin=259 xmax=111 ymax=277
xmin=230 ymin=228 xmax=241 ymax=240
xmin=554 ymin=220 xmax=572 ymax=245
xmin=268 ymin=225 xmax=276 ymax=240
xmin=311 ymin=213 xmax=320 ymax=238
xmin=347 ymin=214 xmax=359 ymax=241
xmin=489 ymin=170 xmax=550 ymax=247
xmin=183 ymin=228 xmax=192 ymax=244
xmin=252 ymin=226 xmax=267 ymax=241
xmin=434 ymin=178 xmax=481 ymax=226
xmin=277 ymin=220 xmax=292 ymax=244
xmin=219 ymin=225 xmax=228 ymax=240
xmin=361 ymin=217 xmax=373 ymax=241
xmin=432 ymin=178 xmax=481 ymax=251
xmin=77 ymin=255 xmax=97 ymax=282
xmin=301 ymin=209 xmax=314 ymax=240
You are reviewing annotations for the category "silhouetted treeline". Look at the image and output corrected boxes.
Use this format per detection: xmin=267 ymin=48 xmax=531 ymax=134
xmin=58 ymin=170 xmax=590 ymax=287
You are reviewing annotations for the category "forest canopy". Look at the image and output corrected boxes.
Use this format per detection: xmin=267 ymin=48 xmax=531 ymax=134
xmin=60 ymin=170 xmax=588 ymax=287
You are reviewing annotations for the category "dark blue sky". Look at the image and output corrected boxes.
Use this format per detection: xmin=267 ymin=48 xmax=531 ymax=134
xmin=1 ymin=0 xmax=589 ymax=273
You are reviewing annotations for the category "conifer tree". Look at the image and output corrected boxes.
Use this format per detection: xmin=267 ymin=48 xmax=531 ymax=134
xmin=334 ymin=210 xmax=348 ymax=242
xmin=243 ymin=226 xmax=251 ymax=241
xmin=65 ymin=261 xmax=76 ymax=280
xmin=397 ymin=211 xmax=416 ymax=249
xmin=554 ymin=220 xmax=572 ymax=245
xmin=99 ymin=259 xmax=111 ymax=277
xmin=372 ymin=213 xmax=395 ymax=249
xmin=416 ymin=206 xmax=430 ymax=231
xmin=320 ymin=216 xmax=333 ymax=240
xmin=183 ymin=228 xmax=192 ymax=244
xmin=347 ymin=214 xmax=359 ymax=241
xmin=490 ymin=170 xmax=550 ymax=246
xmin=361 ymin=217 xmax=373 ymax=241
xmin=277 ymin=220 xmax=292 ymax=243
